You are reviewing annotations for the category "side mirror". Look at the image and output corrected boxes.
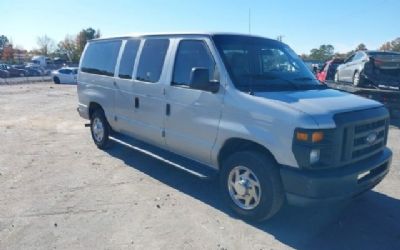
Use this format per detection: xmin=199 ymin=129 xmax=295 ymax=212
xmin=189 ymin=67 xmax=220 ymax=93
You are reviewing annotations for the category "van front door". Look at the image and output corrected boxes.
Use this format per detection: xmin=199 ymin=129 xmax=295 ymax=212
xmin=164 ymin=39 xmax=223 ymax=165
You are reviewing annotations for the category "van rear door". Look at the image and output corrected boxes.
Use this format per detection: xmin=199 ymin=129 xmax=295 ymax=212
xmin=113 ymin=39 xmax=141 ymax=135
xmin=130 ymin=38 xmax=170 ymax=146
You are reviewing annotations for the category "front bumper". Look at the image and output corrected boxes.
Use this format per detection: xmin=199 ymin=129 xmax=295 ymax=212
xmin=280 ymin=147 xmax=392 ymax=206
xmin=77 ymin=104 xmax=89 ymax=120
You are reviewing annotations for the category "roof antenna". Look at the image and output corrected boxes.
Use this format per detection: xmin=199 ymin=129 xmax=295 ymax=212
xmin=248 ymin=8 xmax=251 ymax=34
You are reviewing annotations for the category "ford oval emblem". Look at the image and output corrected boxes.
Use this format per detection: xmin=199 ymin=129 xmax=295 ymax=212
xmin=366 ymin=132 xmax=378 ymax=144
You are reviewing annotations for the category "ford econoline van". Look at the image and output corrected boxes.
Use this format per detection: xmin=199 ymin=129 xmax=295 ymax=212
xmin=77 ymin=33 xmax=392 ymax=221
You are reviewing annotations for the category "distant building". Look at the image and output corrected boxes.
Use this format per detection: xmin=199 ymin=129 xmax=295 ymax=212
xmin=13 ymin=49 xmax=28 ymax=63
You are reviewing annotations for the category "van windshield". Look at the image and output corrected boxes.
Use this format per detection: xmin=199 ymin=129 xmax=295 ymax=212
xmin=212 ymin=35 xmax=323 ymax=92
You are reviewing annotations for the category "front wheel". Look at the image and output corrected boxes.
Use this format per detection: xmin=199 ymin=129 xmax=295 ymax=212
xmin=334 ymin=71 xmax=339 ymax=83
xmin=220 ymin=151 xmax=284 ymax=222
xmin=90 ymin=110 xmax=111 ymax=149
xmin=53 ymin=77 xmax=60 ymax=84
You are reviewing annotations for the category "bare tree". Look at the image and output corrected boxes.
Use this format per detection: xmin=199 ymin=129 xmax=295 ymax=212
xmin=37 ymin=35 xmax=55 ymax=56
xmin=58 ymin=35 xmax=79 ymax=62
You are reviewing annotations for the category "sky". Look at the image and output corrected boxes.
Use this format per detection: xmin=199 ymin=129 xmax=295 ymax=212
xmin=1 ymin=0 xmax=399 ymax=54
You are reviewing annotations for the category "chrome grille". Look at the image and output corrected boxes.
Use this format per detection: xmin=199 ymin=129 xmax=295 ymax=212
xmin=351 ymin=118 xmax=387 ymax=160
xmin=332 ymin=107 xmax=389 ymax=168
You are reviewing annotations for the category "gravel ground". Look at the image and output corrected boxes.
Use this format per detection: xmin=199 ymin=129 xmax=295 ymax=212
xmin=0 ymin=82 xmax=399 ymax=250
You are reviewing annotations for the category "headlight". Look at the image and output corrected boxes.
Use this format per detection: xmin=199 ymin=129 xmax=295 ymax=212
xmin=310 ymin=149 xmax=320 ymax=164
xmin=293 ymin=128 xmax=333 ymax=169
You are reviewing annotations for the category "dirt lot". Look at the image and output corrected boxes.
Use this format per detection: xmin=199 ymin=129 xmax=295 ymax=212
xmin=0 ymin=82 xmax=399 ymax=250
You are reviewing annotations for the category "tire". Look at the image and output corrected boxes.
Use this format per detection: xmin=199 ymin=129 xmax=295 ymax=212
xmin=90 ymin=109 xmax=111 ymax=149
xmin=220 ymin=151 xmax=284 ymax=222
xmin=53 ymin=77 xmax=60 ymax=84
xmin=334 ymin=71 xmax=339 ymax=83
xmin=353 ymin=71 xmax=364 ymax=87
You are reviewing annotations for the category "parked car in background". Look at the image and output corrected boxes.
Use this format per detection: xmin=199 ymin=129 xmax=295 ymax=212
xmin=11 ymin=64 xmax=41 ymax=76
xmin=26 ymin=64 xmax=46 ymax=76
xmin=25 ymin=67 xmax=42 ymax=76
xmin=0 ymin=64 xmax=27 ymax=77
xmin=335 ymin=51 xmax=400 ymax=87
xmin=317 ymin=58 xmax=344 ymax=82
xmin=52 ymin=67 xmax=78 ymax=84
xmin=0 ymin=68 xmax=10 ymax=78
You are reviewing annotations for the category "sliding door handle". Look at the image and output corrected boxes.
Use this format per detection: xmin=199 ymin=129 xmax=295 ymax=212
xmin=134 ymin=97 xmax=139 ymax=108
xmin=166 ymin=103 xmax=171 ymax=116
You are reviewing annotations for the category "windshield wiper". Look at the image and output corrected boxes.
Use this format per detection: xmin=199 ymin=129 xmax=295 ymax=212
xmin=243 ymin=74 xmax=300 ymax=92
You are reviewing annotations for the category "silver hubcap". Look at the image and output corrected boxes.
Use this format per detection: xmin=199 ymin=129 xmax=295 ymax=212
xmin=92 ymin=117 xmax=104 ymax=142
xmin=354 ymin=72 xmax=359 ymax=85
xmin=228 ymin=166 xmax=261 ymax=210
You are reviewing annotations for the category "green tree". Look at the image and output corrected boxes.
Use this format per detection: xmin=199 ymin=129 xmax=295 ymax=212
xmin=0 ymin=35 xmax=10 ymax=58
xmin=356 ymin=43 xmax=367 ymax=51
xmin=309 ymin=44 xmax=335 ymax=61
xmin=76 ymin=28 xmax=101 ymax=56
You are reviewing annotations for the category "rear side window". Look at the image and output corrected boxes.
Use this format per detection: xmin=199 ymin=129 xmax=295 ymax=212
xmin=136 ymin=39 xmax=169 ymax=83
xmin=172 ymin=40 xmax=216 ymax=85
xmin=59 ymin=69 xmax=71 ymax=74
xmin=353 ymin=52 xmax=364 ymax=61
xmin=81 ymin=40 xmax=121 ymax=76
xmin=118 ymin=39 xmax=140 ymax=79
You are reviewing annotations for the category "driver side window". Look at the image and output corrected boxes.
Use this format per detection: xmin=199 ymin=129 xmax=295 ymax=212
xmin=172 ymin=40 xmax=217 ymax=86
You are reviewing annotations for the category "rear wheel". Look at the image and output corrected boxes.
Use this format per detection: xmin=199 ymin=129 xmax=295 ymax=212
xmin=220 ymin=151 xmax=284 ymax=222
xmin=53 ymin=77 xmax=60 ymax=84
xmin=90 ymin=109 xmax=111 ymax=149
xmin=353 ymin=71 xmax=365 ymax=86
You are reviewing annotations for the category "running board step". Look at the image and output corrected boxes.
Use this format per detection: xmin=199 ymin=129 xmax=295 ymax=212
xmin=109 ymin=134 xmax=218 ymax=180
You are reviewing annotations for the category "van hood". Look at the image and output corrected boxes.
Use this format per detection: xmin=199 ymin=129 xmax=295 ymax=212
xmin=253 ymin=88 xmax=382 ymax=117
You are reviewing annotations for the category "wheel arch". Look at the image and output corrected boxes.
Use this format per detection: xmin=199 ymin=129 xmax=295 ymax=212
xmin=217 ymin=138 xmax=278 ymax=169
xmin=88 ymin=102 xmax=104 ymax=119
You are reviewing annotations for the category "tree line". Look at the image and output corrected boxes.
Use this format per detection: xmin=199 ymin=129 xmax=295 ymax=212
xmin=0 ymin=27 xmax=101 ymax=64
xmin=1 ymin=32 xmax=399 ymax=64
xmin=301 ymin=38 xmax=400 ymax=62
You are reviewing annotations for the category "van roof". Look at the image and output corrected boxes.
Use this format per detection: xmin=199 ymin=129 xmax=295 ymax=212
xmin=90 ymin=32 xmax=272 ymax=42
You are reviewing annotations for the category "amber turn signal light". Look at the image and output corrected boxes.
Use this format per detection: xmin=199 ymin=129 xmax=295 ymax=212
xmin=311 ymin=131 xmax=324 ymax=143
xmin=296 ymin=131 xmax=324 ymax=143
xmin=296 ymin=132 xmax=308 ymax=141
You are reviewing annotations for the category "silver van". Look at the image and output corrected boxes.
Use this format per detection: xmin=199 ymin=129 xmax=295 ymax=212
xmin=77 ymin=33 xmax=392 ymax=221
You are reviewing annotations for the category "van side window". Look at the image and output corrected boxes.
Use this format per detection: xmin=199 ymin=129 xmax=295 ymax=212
xmin=172 ymin=40 xmax=216 ymax=86
xmin=118 ymin=39 xmax=140 ymax=79
xmin=136 ymin=39 xmax=169 ymax=83
xmin=81 ymin=40 xmax=121 ymax=77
